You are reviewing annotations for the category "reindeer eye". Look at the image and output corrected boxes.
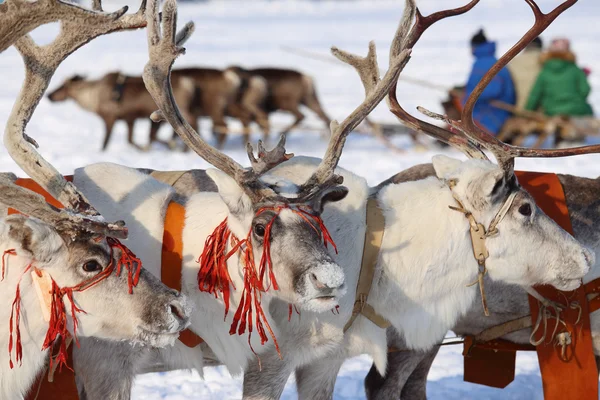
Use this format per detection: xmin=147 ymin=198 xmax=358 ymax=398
xmin=82 ymin=260 xmax=102 ymax=273
xmin=518 ymin=203 xmax=532 ymax=217
xmin=254 ymin=224 xmax=266 ymax=237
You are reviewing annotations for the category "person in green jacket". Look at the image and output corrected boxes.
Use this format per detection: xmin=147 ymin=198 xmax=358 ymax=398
xmin=525 ymin=38 xmax=593 ymax=117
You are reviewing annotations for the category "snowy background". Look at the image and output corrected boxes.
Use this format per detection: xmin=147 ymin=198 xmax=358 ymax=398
xmin=1 ymin=0 xmax=600 ymax=398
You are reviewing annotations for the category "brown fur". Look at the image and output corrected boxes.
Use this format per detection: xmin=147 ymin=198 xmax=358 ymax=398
xmin=226 ymin=67 xmax=331 ymax=143
xmin=541 ymin=50 xmax=577 ymax=64
xmin=47 ymin=72 xmax=196 ymax=151
xmin=171 ymin=67 xmax=241 ymax=149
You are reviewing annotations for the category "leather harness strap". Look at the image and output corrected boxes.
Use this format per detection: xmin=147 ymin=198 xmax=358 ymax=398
xmin=343 ymin=197 xmax=390 ymax=332
xmin=446 ymin=179 xmax=518 ymax=317
xmin=150 ymin=170 xmax=187 ymax=187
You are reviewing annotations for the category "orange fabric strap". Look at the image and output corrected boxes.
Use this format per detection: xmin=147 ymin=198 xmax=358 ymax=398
xmin=518 ymin=171 xmax=598 ymax=400
xmin=161 ymin=201 xmax=204 ymax=348
xmin=8 ymin=176 xmax=73 ymax=215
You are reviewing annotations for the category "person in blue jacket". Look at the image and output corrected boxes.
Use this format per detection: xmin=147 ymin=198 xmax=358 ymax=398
xmin=463 ymin=29 xmax=516 ymax=135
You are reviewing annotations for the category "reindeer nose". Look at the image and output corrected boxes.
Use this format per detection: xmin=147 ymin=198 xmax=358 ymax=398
xmin=308 ymin=263 xmax=345 ymax=292
xmin=167 ymin=297 xmax=189 ymax=330
xmin=583 ymin=248 xmax=595 ymax=268
xmin=310 ymin=273 xmax=327 ymax=290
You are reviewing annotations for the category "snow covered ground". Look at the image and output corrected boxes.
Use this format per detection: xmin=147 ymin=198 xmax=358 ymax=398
xmin=1 ymin=0 xmax=599 ymax=398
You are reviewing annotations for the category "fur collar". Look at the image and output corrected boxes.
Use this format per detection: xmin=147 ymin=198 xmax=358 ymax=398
xmin=541 ymin=50 xmax=576 ymax=64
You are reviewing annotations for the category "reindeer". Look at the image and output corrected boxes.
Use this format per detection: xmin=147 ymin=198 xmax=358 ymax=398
xmin=365 ymin=163 xmax=600 ymax=400
xmin=0 ymin=1 xmax=191 ymax=398
xmin=47 ymin=72 xmax=196 ymax=151
xmin=170 ymin=67 xmax=243 ymax=149
xmin=226 ymin=66 xmax=331 ymax=143
xmin=65 ymin=1 xmax=600 ymax=399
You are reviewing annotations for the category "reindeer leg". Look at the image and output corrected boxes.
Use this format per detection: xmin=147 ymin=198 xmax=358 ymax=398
xmin=295 ymin=356 xmax=344 ymax=400
xmin=364 ymin=329 xmax=435 ymax=400
xmin=280 ymin=109 xmax=305 ymax=136
xmin=242 ymin=350 xmax=293 ymax=400
xmin=400 ymin=346 xmax=439 ymax=400
xmin=303 ymin=93 xmax=331 ymax=135
xmin=101 ymin=117 xmax=116 ymax=151
xmin=246 ymin=105 xmax=271 ymax=141
xmin=208 ymin=106 xmax=228 ymax=149
xmin=126 ymin=119 xmax=146 ymax=151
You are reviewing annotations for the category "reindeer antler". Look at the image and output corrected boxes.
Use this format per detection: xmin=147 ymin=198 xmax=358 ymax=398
xmin=385 ymin=0 xmax=487 ymax=160
xmin=2 ymin=0 xmax=148 ymax=239
xmin=387 ymin=0 xmax=599 ymax=175
xmin=0 ymin=176 xmax=126 ymax=239
xmin=143 ymin=0 xmax=292 ymax=204
xmin=296 ymin=4 xmax=414 ymax=199
xmin=0 ymin=0 xmax=129 ymax=53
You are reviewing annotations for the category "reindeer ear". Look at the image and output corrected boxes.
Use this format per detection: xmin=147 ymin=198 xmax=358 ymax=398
xmin=206 ymin=169 xmax=253 ymax=215
xmin=310 ymin=186 xmax=349 ymax=214
xmin=481 ymin=169 xmax=505 ymax=198
xmin=432 ymin=155 xmax=463 ymax=179
xmin=5 ymin=215 xmax=65 ymax=263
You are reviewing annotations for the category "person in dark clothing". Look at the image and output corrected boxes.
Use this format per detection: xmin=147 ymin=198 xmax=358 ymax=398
xmin=463 ymin=29 xmax=516 ymax=135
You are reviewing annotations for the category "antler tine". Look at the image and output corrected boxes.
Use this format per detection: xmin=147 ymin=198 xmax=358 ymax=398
xmin=459 ymin=0 xmax=578 ymax=167
xmin=0 ymin=176 xmax=127 ymax=239
xmin=445 ymin=0 xmax=600 ymax=173
xmin=246 ymin=135 xmax=294 ymax=176
xmin=386 ymin=0 xmax=487 ymax=160
xmin=3 ymin=0 xmax=147 ymax=238
xmin=300 ymin=3 xmax=414 ymax=194
xmin=144 ymin=0 xmax=284 ymax=204
xmin=0 ymin=0 xmax=141 ymax=54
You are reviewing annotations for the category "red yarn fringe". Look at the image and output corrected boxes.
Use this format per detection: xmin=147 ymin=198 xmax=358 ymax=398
xmin=40 ymin=281 xmax=85 ymax=372
xmin=2 ymin=249 xmax=16 ymax=281
xmin=8 ymin=264 xmax=32 ymax=369
xmin=197 ymin=205 xmax=337 ymax=359
xmin=106 ymin=237 xmax=142 ymax=294
xmin=197 ymin=219 xmax=240 ymax=318
xmin=6 ymin=238 xmax=142 ymax=370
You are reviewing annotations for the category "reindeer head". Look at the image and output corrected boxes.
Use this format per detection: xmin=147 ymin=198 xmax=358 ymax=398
xmin=47 ymin=75 xmax=86 ymax=102
xmin=2 ymin=215 xmax=189 ymax=348
xmin=206 ymin=168 xmax=348 ymax=312
xmin=433 ymin=155 xmax=594 ymax=291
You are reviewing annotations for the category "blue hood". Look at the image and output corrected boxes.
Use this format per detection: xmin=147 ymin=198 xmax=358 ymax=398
xmin=472 ymin=41 xmax=496 ymax=58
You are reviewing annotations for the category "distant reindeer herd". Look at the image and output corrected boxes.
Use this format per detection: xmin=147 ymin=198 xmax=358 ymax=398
xmin=48 ymin=66 xmax=331 ymax=151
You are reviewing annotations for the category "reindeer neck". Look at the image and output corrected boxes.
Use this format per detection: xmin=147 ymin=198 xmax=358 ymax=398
xmin=367 ymin=177 xmax=479 ymax=350
xmin=0 ymin=258 xmax=50 ymax=399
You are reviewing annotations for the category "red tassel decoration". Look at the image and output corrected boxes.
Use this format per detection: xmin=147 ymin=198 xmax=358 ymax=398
xmin=8 ymin=264 xmax=32 ymax=369
xmin=41 ymin=282 xmax=85 ymax=372
xmin=2 ymin=249 xmax=16 ymax=281
xmin=106 ymin=237 xmax=142 ymax=294
xmin=197 ymin=218 xmax=241 ymax=318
